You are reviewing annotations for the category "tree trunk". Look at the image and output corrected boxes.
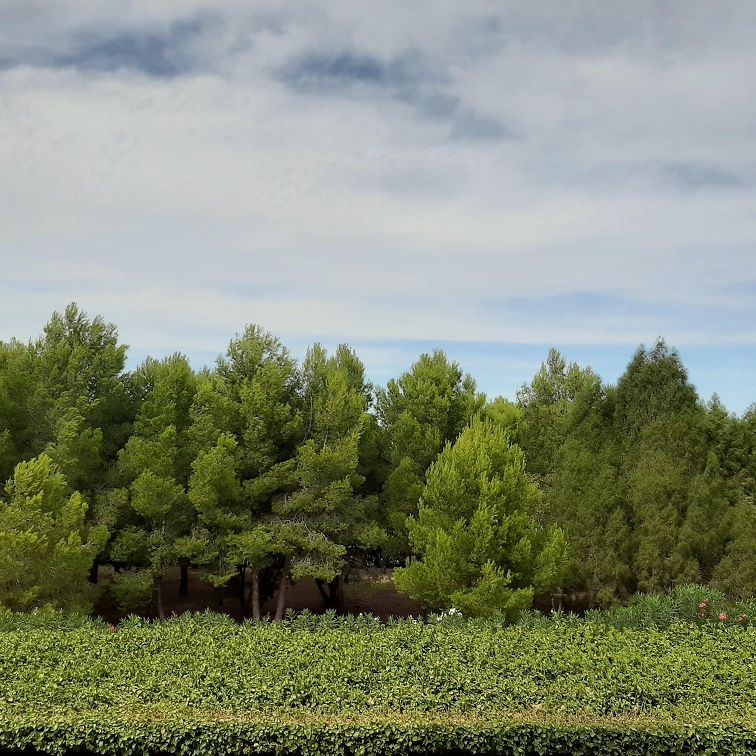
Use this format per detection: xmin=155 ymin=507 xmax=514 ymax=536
xmin=315 ymin=578 xmax=329 ymax=605
xmin=328 ymin=576 xmax=341 ymax=610
xmin=316 ymin=577 xmax=341 ymax=610
xmin=551 ymin=591 xmax=564 ymax=614
xmin=179 ymin=561 xmax=189 ymax=596
xmin=274 ymin=570 xmax=288 ymax=621
xmin=88 ymin=562 xmax=99 ymax=584
xmin=155 ymin=575 xmax=166 ymax=620
xmin=238 ymin=565 xmax=247 ymax=617
xmin=250 ymin=570 xmax=261 ymax=621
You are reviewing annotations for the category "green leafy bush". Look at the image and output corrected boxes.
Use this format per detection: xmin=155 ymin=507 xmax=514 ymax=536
xmin=582 ymin=584 xmax=754 ymax=630
xmin=108 ymin=568 xmax=153 ymax=612
xmin=0 ymin=612 xmax=754 ymax=753
xmin=0 ymin=606 xmax=104 ymax=632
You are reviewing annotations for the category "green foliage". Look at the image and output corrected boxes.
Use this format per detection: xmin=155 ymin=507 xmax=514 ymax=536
xmin=396 ymin=418 xmax=567 ymax=618
xmin=377 ymin=350 xmax=484 ymax=558
xmin=0 ymin=606 xmax=104 ymax=632
xmin=481 ymin=396 xmax=524 ymax=442
xmin=713 ymin=499 xmax=756 ymax=599
xmin=0 ymin=615 xmax=754 ymax=754
xmin=614 ymin=340 xmax=700 ymax=438
xmin=2 ymin=307 xmax=755 ymax=618
xmin=517 ymin=341 xmax=756 ymax=606
xmin=0 ymin=455 xmax=107 ymax=611
xmin=546 ymin=438 xmax=632 ymax=602
xmin=575 ymin=584 xmax=755 ymax=631
xmin=272 ymin=344 xmax=380 ymax=585
xmin=186 ymin=433 xmax=246 ymax=586
xmin=183 ymin=327 xmax=302 ymax=610
xmin=109 ymin=569 xmax=154 ymax=612
xmin=24 ymin=304 xmax=132 ymax=491
xmin=516 ymin=348 xmax=601 ymax=477
xmin=99 ymin=354 xmax=198 ymax=616
xmin=0 ymin=340 xmax=32 ymax=483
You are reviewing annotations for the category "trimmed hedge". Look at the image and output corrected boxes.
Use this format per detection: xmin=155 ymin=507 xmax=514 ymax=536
xmin=2 ymin=711 xmax=756 ymax=756
xmin=0 ymin=611 xmax=754 ymax=754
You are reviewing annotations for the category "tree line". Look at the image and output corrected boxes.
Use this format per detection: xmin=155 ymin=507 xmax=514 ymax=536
xmin=0 ymin=304 xmax=754 ymax=618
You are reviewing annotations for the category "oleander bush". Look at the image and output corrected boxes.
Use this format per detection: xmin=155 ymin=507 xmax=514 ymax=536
xmin=518 ymin=584 xmax=755 ymax=631
xmin=0 ymin=611 xmax=754 ymax=754
xmin=584 ymin=584 xmax=754 ymax=630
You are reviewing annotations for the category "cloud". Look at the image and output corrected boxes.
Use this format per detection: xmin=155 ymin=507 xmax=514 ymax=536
xmin=1 ymin=1 xmax=755 ymax=412
xmin=278 ymin=47 xmax=511 ymax=142
xmin=279 ymin=50 xmax=426 ymax=91
xmin=660 ymin=162 xmax=747 ymax=190
xmin=52 ymin=14 xmax=223 ymax=78
xmin=449 ymin=110 xmax=516 ymax=141
xmin=0 ymin=9 xmax=229 ymax=77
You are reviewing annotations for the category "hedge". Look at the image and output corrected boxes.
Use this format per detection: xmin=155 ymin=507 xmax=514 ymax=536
xmin=0 ymin=611 xmax=754 ymax=754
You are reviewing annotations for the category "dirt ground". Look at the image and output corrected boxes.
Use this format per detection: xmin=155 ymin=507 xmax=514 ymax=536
xmin=93 ymin=567 xmax=425 ymax=624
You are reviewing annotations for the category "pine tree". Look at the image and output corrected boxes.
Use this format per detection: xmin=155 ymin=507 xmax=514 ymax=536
xmin=269 ymin=344 xmax=383 ymax=617
xmin=0 ymin=455 xmax=107 ymax=611
xmin=105 ymin=355 xmax=197 ymax=616
xmin=377 ymin=350 xmax=483 ymax=560
xmin=395 ymin=417 xmax=567 ymax=619
xmin=184 ymin=326 xmax=301 ymax=618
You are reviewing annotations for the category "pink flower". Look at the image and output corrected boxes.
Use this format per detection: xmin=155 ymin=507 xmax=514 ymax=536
xmin=719 ymin=612 xmax=728 ymax=622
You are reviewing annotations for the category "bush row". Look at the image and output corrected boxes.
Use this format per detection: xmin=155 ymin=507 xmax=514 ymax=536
xmin=1 ymin=710 xmax=755 ymax=755
xmin=0 ymin=612 xmax=755 ymax=753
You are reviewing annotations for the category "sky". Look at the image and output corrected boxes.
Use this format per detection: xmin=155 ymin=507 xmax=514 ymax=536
xmin=1 ymin=1 xmax=755 ymax=413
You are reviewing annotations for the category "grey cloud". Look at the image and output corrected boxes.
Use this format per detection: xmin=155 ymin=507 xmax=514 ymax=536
xmin=661 ymin=162 xmax=747 ymax=190
xmin=449 ymin=14 xmax=506 ymax=61
xmin=525 ymin=159 xmax=751 ymax=194
xmin=449 ymin=110 xmax=517 ymax=141
xmin=278 ymin=49 xmax=440 ymax=94
xmin=469 ymin=2 xmax=756 ymax=58
xmin=2 ymin=11 xmax=226 ymax=78
xmin=278 ymin=48 xmax=513 ymax=142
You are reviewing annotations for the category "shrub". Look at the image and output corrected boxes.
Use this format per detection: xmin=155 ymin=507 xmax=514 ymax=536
xmin=577 ymin=584 xmax=754 ymax=630
xmin=0 ymin=611 xmax=754 ymax=753
xmin=108 ymin=569 xmax=153 ymax=612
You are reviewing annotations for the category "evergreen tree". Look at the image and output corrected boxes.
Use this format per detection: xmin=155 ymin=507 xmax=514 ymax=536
xmin=185 ymin=326 xmax=301 ymax=618
xmin=22 ymin=304 xmax=132 ymax=494
xmin=395 ymin=417 xmax=567 ymax=619
xmin=516 ymin=348 xmax=601 ymax=477
xmin=377 ymin=350 xmax=483 ymax=560
xmin=516 ymin=350 xmax=626 ymax=603
xmin=0 ymin=339 xmax=34 ymax=483
xmin=713 ymin=498 xmax=756 ymax=599
xmin=105 ymin=355 xmax=197 ymax=616
xmin=614 ymin=340 xmax=700 ymax=439
xmin=616 ymin=341 xmax=710 ymax=592
xmin=547 ymin=438 xmax=631 ymax=603
xmin=0 ymin=455 xmax=107 ymax=611
xmin=269 ymin=344 xmax=383 ymax=617
xmin=709 ymin=401 xmax=756 ymax=597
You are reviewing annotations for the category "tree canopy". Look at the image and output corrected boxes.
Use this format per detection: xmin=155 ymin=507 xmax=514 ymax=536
xmin=0 ymin=306 xmax=754 ymax=618
xmin=395 ymin=417 xmax=567 ymax=618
